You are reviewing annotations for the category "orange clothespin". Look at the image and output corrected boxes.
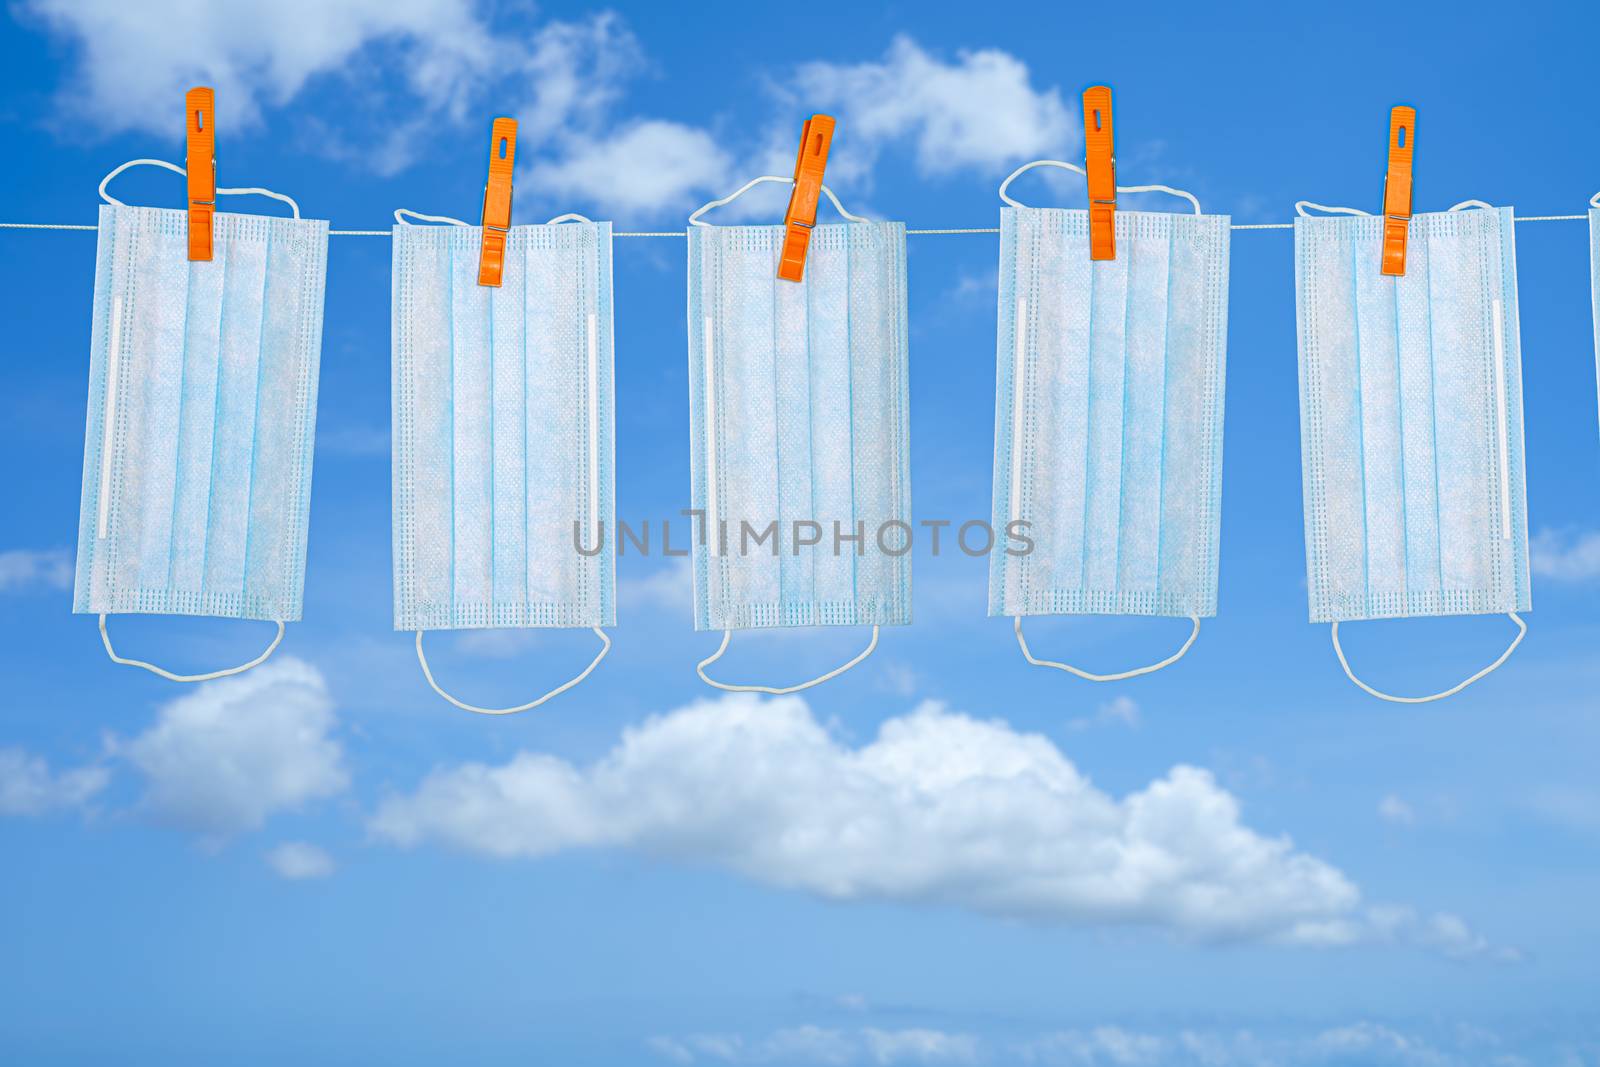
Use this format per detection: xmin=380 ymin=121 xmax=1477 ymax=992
xmin=1083 ymin=86 xmax=1116 ymax=261
xmin=478 ymin=117 xmax=518 ymax=287
xmin=185 ymin=87 xmax=215 ymax=262
xmin=777 ymin=114 xmax=835 ymax=282
xmin=1380 ymin=106 xmax=1416 ymax=277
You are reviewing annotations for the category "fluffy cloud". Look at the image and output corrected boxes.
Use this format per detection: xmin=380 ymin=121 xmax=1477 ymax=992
xmin=528 ymin=120 xmax=735 ymax=217
xmin=25 ymin=6 xmax=1073 ymax=217
xmin=0 ymin=548 xmax=73 ymax=593
xmin=113 ymin=657 xmax=349 ymax=839
xmin=0 ymin=747 xmax=108 ymax=816
xmin=372 ymin=693 xmax=1489 ymax=952
xmin=264 ymin=840 xmax=336 ymax=880
xmin=791 ymin=37 xmax=1076 ymax=179
xmin=21 ymin=0 xmax=496 ymax=133
xmin=20 ymin=2 xmax=642 ymax=176
xmin=1530 ymin=527 xmax=1600 ymax=582
xmin=655 ymin=1020 xmax=1528 ymax=1067
xmin=649 ymin=1027 xmax=975 ymax=1066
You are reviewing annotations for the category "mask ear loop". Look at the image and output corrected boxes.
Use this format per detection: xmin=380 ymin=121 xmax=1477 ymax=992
xmin=689 ymin=175 xmax=867 ymax=228
xmin=1293 ymin=200 xmax=1497 ymax=218
xmin=1330 ymin=613 xmax=1525 ymax=704
xmin=1012 ymin=615 xmax=1200 ymax=682
xmin=697 ymin=626 xmax=879 ymax=694
xmin=99 ymin=159 xmax=301 ymax=218
xmin=416 ymin=628 xmax=611 ymax=714
xmin=98 ymin=614 xmax=285 ymax=682
xmin=1590 ymin=191 xmax=1600 ymax=209
xmin=998 ymin=160 xmax=1203 ymax=215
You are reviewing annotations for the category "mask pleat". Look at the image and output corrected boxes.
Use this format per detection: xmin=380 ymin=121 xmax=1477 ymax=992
xmin=402 ymin=237 xmax=455 ymax=628
xmin=1396 ymin=234 xmax=1441 ymax=607
xmin=488 ymin=237 xmax=527 ymax=621
xmin=242 ymin=225 xmax=306 ymax=617
xmin=1353 ymin=235 xmax=1404 ymax=614
xmin=1118 ymin=224 xmax=1171 ymax=602
xmin=128 ymin=218 xmax=189 ymax=602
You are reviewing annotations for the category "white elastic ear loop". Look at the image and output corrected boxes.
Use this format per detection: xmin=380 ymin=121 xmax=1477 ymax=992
xmin=688 ymin=175 xmax=867 ymax=228
xmin=1295 ymin=201 xmax=1370 ymax=218
xmin=1294 ymin=199 xmax=1497 ymax=219
xmin=99 ymin=159 xmax=301 ymax=218
xmin=1013 ymin=615 xmax=1200 ymax=682
xmin=98 ymin=613 xmax=285 ymax=682
xmin=395 ymin=210 xmax=592 ymax=227
xmin=1590 ymin=191 xmax=1600 ymax=209
xmin=415 ymin=628 xmax=611 ymax=715
xmin=696 ymin=625 xmax=879 ymax=694
xmin=998 ymin=160 xmax=1203 ymax=215
xmin=394 ymin=208 xmax=469 ymax=226
xmin=1330 ymin=612 xmax=1526 ymax=704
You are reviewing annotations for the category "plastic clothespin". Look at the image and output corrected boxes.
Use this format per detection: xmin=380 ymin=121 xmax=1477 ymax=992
xmin=1380 ymin=106 xmax=1416 ymax=277
xmin=1083 ymin=85 xmax=1116 ymax=261
xmin=478 ymin=117 xmax=518 ymax=287
xmin=185 ymin=87 xmax=216 ymax=262
xmin=777 ymin=114 xmax=835 ymax=282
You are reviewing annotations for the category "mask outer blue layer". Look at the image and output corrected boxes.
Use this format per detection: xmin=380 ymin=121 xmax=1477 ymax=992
xmin=1295 ymin=206 xmax=1531 ymax=624
xmin=687 ymin=221 xmax=911 ymax=632
xmin=989 ymin=207 xmax=1231 ymax=619
xmin=391 ymin=221 xmax=615 ymax=632
xmin=73 ymin=204 xmax=328 ymax=622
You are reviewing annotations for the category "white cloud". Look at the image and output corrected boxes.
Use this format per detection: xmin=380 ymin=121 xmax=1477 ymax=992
xmin=620 ymin=556 xmax=694 ymax=616
xmin=528 ymin=119 xmax=735 ymax=217
xmin=1378 ymin=794 xmax=1416 ymax=826
xmin=1066 ymin=695 xmax=1141 ymax=732
xmin=264 ymin=840 xmax=336 ymax=880
xmin=0 ymin=548 xmax=73 ymax=593
xmin=1018 ymin=1027 xmax=1167 ymax=1066
xmin=113 ymin=657 xmax=349 ymax=839
xmin=1530 ymin=527 xmax=1600 ymax=582
xmin=372 ymin=693 xmax=1488 ymax=952
xmin=864 ymin=1029 xmax=978 ymax=1065
xmin=646 ymin=1027 xmax=973 ymax=1066
xmin=22 ymin=3 xmax=643 ymax=177
xmin=22 ymin=0 xmax=496 ymax=134
xmin=791 ymin=37 xmax=1076 ymax=179
xmin=654 ymin=1021 xmax=1508 ymax=1067
xmin=0 ymin=747 xmax=109 ymax=816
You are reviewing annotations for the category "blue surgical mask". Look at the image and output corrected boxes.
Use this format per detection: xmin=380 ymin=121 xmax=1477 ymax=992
xmin=74 ymin=159 xmax=327 ymax=681
xmin=686 ymin=177 xmax=911 ymax=693
xmin=392 ymin=208 xmax=615 ymax=713
xmin=1295 ymin=199 xmax=1531 ymax=702
xmin=990 ymin=161 xmax=1229 ymax=681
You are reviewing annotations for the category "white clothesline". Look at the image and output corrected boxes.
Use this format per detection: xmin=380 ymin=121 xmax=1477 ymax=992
xmin=0 ymin=214 xmax=1590 ymax=238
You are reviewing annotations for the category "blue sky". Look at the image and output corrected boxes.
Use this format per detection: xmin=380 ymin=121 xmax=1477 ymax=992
xmin=2 ymin=1 xmax=1599 ymax=1064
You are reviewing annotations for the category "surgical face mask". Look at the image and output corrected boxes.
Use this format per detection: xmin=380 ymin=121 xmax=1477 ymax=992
xmin=392 ymin=208 xmax=615 ymax=713
xmin=1295 ymin=199 xmax=1531 ymax=702
xmin=990 ymin=160 xmax=1229 ymax=681
xmin=74 ymin=159 xmax=327 ymax=681
xmin=686 ymin=177 xmax=911 ymax=693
